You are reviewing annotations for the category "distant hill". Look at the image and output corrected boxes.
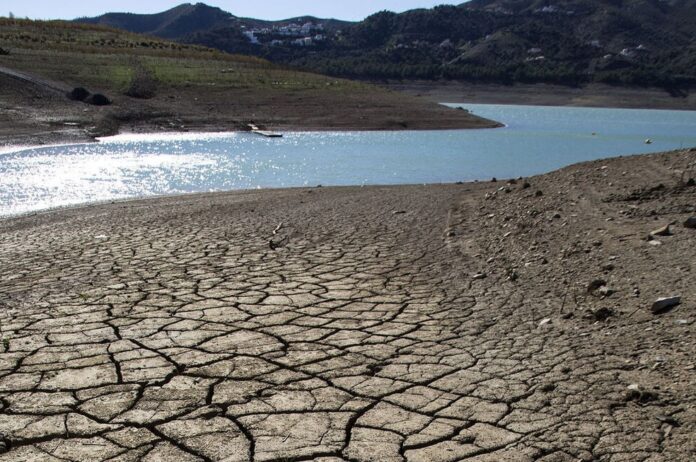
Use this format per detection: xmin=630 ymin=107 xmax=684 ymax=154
xmin=77 ymin=1 xmax=696 ymax=90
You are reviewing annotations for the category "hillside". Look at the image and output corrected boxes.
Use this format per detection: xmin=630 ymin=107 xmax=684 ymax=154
xmin=0 ymin=18 xmax=497 ymax=146
xmin=77 ymin=1 xmax=696 ymax=91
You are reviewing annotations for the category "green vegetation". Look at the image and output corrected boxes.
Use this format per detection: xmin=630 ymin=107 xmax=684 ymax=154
xmin=77 ymin=1 xmax=696 ymax=91
xmin=0 ymin=18 xmax=368 ymax=95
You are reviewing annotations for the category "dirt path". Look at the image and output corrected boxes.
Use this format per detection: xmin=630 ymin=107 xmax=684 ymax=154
xmin=0 ymin=65 xmax=71 ymax=95
xmin=0 ymin=150 xmax=694 ymax=461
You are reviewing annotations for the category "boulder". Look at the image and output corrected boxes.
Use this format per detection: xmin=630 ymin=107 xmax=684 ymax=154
xmin=86 ymin=93 xmax=111 ymax=106
xmin=67 ymin=87 xmax=90 ymax=101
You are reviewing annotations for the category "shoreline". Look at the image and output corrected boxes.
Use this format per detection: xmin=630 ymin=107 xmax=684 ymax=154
xmin=0 ymin=147 xmax=686 ymax=221
xmin=382 ymin=80 xmax=696 ymax=111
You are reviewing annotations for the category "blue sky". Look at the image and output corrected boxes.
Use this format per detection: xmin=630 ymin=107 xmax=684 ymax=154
xmin=4 ymin=1 xmax=455 ymax=21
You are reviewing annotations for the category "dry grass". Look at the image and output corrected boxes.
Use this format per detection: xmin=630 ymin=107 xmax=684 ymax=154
xmin=0 ymin=18 xmax=367 ymax=94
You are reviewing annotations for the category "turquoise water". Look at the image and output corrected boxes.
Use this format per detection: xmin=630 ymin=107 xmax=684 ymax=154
xmin=1 ymin=104 xmax=695 ymax=216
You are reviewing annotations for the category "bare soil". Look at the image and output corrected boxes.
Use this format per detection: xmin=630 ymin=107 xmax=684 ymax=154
xmin=0 ymin=149 xmax=694 ymax=461
xmin=385 ymin=80 xmax=696 ymax=110
xmin=0 ymin=71 xmax=500 ymax=147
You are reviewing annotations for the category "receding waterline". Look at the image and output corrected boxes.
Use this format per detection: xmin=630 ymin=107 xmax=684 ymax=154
xmin=2 ymin=104 xmax=696 ymax=217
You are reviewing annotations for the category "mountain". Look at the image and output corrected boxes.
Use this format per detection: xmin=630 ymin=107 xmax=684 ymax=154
xmin=77 ymin=3 xmax=234 ymax=39
xmin=76 ymin=1 xmax=696 ymax=90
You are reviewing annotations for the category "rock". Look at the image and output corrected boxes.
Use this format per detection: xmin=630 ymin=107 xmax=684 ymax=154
xmin=656 ymin=415 xmax=680 ymax=427
xmin=625 ymin=384 xmax=658 ymax=403
xmin=491 ymin=177 xmax=497 ymax=183
xmin=648 ymin=240 xmax=663 ymax=246
xmin=538 ymin=318 xmax=551 ymax=327
xmin=535 ymin=190 xmax=543 ymax=197
xmin=598 ymin=286 xmax=614 ymax=297
xmin=587 ymin=279 xmax=607 ymax=294
xmin=540 ymin=383 xmax=556 ymax=393
xmin=650 ymin=224 xmax=672 ymax=237
xmin=522 ymin=182 xmax=531 ymax=189
xmin=684 ymin=217 xmax=696 ymax=229
xmin=686 ymin=178 xmax=695 ymax=187
xmin=601 ymin=263 xmax=615 ymax=272
xmin=651 ymin=296 xmax=681 ymax=314
xmin=67 ymin=87 xmax=90 ymax=101
xmin=591 ymin=307 xmax=614 ymax=321
xmin=472 ymin=273 xmax=487 ymax=280
xmin=86 ymin=93 xmax=111 ymax=106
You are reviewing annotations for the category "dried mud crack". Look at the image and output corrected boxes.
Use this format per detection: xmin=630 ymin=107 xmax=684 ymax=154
xmin=0 ymin=150 xmax=694 ymax=461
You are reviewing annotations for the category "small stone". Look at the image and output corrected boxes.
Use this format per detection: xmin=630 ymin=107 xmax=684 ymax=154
xmin=590 ymin=307 xmax=614 ymax=321
xmin=522 ymin=182 xmax=531 ymax=189
xmin=535 ymin=190 xmax=543 ymax=197
xmin=650 ymin=224 xmax=672 ymax=237
xmin=472 ymin=273 xmax=487 ymax=280
xmin=602 ymin=263 xmax=615 ymax=272
xmin=625 ymin=384 xmax=658 ymax=403
xmin=656 ymin=415 xmax=680 ymax=427
xmin=651 ymin=296 xmax=681 ymax=314
xmin=538 ymin=318 xmax=552 ymax=327
xmin=598 ymin=286 xmax=614 ymax=297
xmin=587 ymin=279 xmax=607 ymax=294
xmin=540 ymin=383 xmax=556 ymax=393
xmin=648 ymin=240 xmax=662 ymax=246
xmin=684 ymin=217 xmax=696 ymax=229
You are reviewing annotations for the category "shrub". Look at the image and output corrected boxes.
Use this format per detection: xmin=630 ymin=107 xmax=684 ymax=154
xmin=126 ymin=62 xmax=157 ymax=99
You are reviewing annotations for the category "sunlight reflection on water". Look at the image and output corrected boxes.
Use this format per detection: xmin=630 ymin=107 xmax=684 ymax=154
xmin=2 ymin=105 xmax=696 ymax=216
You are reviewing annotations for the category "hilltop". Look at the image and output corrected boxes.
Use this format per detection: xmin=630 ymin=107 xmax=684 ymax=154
xmin=76 ymin=1 xmax=696 ymax=93
xmin=0 ymin=18 xmax=496 ymax=146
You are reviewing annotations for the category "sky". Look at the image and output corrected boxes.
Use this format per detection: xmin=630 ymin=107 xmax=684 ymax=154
xmin=3 ymin=1 xmax=455 ymax=21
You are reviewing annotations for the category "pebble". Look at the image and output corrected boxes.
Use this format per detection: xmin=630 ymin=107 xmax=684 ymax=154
xmin=685 ymin=217 xmax=696 ymax=229
xmin=538 ymin=318 xmax=552 ymax=327
xmin=472 ymin=273 xmax=487 ymax=280
xmin=651 ymin=296 xmax=681 ymax=314
xmin=648 ymin=240 xmax=663 ymax=246
xmin=650 ymin=224 xmax=672 ymax=237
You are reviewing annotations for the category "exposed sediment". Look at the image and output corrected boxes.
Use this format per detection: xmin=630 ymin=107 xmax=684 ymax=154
xmin=0 ymin=149 xmax=694 ymax=461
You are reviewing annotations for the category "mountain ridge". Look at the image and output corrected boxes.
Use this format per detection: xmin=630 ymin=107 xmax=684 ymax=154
xmin=76 ymin=1 xmax=696 ymax=90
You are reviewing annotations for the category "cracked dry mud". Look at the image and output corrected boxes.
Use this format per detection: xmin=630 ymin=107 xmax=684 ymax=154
xmin=0 ymin=150 xmax=694 ymax=461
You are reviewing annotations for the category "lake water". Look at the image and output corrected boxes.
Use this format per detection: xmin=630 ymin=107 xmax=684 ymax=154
xmin=1 ymin=104 xmax=696 ymax=217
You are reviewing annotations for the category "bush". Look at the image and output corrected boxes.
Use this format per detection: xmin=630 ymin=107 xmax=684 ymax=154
xmin=86 ymin=93 xmax=111 ymax=106
xmin=67 ymin=87 xmax=90 ymax=101
xmin=126 ymin=63 xmax=157 ymax=99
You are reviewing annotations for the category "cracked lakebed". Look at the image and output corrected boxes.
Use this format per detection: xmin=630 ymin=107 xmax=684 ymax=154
xmin=0 ymin=149 xmax=694 ymax=461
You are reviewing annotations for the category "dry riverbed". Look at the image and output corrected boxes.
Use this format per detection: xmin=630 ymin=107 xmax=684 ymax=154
xmin=0 ymin=149 xmax=694 ymax=461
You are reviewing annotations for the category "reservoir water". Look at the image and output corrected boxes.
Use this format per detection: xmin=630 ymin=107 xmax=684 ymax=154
xmin=1 ymin=104 xmax=696 ymax=217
